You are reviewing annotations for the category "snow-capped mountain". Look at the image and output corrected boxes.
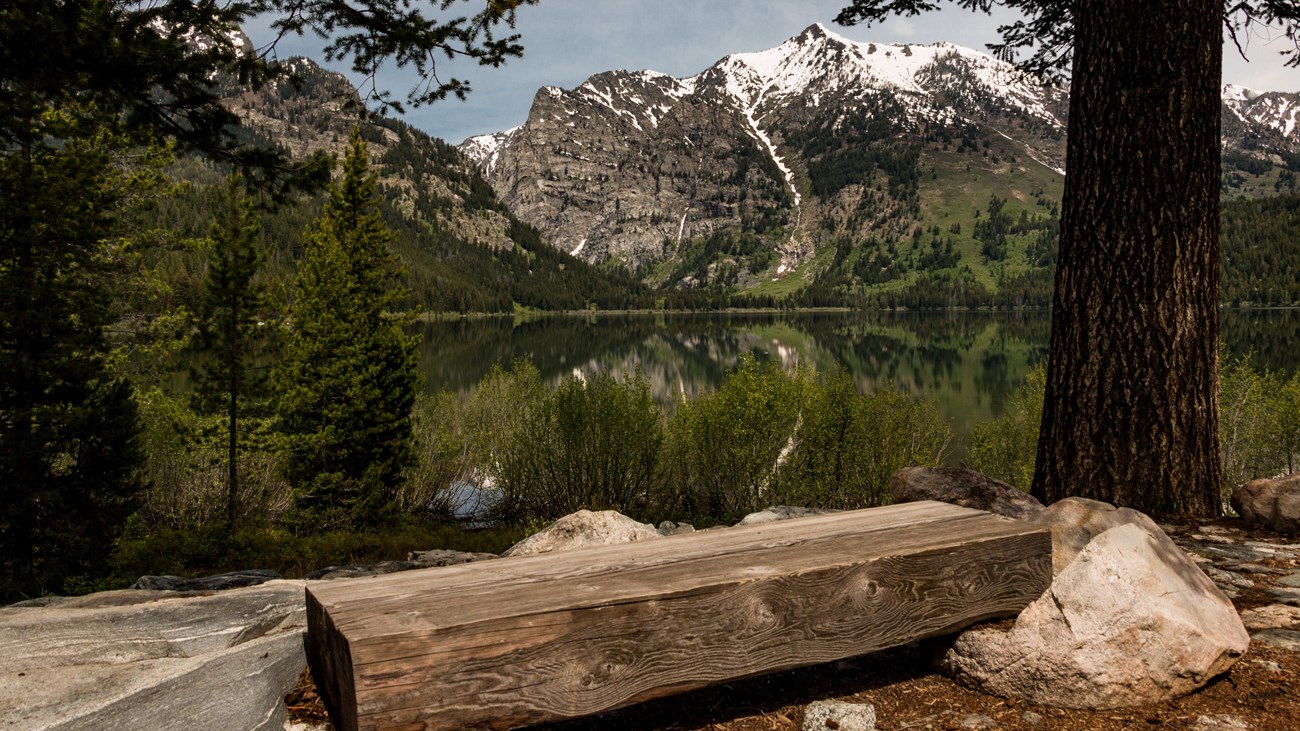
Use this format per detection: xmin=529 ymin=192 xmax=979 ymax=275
xmin=463 ymin=23 xmax=1297 ymax=289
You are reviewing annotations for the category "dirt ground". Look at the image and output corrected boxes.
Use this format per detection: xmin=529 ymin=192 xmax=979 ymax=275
xmin=286 ymin=517 xmax=1300 ymax=731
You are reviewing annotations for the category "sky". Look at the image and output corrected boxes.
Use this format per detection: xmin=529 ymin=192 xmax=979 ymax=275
xmin=247 ymin=0 xmax=1300 ymax=145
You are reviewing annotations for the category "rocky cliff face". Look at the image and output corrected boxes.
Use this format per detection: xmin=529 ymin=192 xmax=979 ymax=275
xmin=464 ymin=23 xmax=1299 ymax=290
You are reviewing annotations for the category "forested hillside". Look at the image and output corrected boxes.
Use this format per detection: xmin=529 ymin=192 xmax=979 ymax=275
xmin=1222 ymin=194 xmax=1300 ymax=306
xmin=145 ymin=56 xmax=652 ymax=316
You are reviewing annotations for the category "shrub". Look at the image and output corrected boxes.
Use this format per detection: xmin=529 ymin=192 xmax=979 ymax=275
xmin=496 ymin=370 xmax=665 ymax=521
xmin=136 ymin=387 xmax=289 ymax=530
xmin=449 ymin=361 xmax=666 ymax=522
xmin=665 ymin=355 xmax=806 ymax=521
xmin=966 ymin=365 xmax=1045 ymax=491
xmin=777 ymin=369 xmax=952 ymax=509
xmin=1219 ymin=354 xmax=1300 ymax=502
xmin=401 ymin=392 xmax=478 ymax=519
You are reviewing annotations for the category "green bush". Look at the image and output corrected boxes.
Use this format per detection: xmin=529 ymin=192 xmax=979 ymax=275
xmin=446 ymin=360 xmax=666 ymax=522
xmin=1219 ymin=354 xmax=1300 ymax=501
xmin=777 ymin=369 xmax=952 ymax=509
xmin=497 ymin=370 xmax=665 ymax=521
xmin=665 ymin=355 xmax=806 ymax=521
xmin=966 ymin=365 xmax=1045 ymax=491
xmin=402 ymin=392 xmax=477 ymax=518
xmin=136 ymin=387 xmax=289 ymax=530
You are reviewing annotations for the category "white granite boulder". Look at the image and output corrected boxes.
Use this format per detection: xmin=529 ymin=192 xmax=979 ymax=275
xmin=1032 ymin=496 xmax=1170 ymax=576
xmin=1232 ymin=473 xmax=1300 ymax=534
xmin=503 ymin=509 xmax=662 ymax=556
xmin=889 ymin=467 xmax=1045 ymax=520
xmin=939 ymin=522 xmax=1249 ymax=709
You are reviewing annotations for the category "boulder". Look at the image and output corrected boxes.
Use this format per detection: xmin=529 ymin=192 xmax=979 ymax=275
xmin=737 ymin=506 xmax=839 ymax=526
xmin=657 ymin=520 xmax=696 ymax=535
xmin=1034 ymin=497 xmax=1179 ymax=576
xmin=940 ymin=522 xmax=1249 ymax=709
xmin=1232 ymin=473 xmax=1300 ymax=534
xmin=801 ymin=700 xmax=876 ymax=731
xmin=889 ymin=467 xmax=1044 ymax=520
xmin=503 ymin=509 xmax=661 ymax=557
xmin=0 ymin=580 xmax=308 ymax=730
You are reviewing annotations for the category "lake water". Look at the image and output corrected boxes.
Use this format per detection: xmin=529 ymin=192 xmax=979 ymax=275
xmin=415 ymin=309 xmax=1300 ymax=445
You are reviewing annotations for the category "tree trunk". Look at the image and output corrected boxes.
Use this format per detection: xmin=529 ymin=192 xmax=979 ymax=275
xmin=1031 ymin=0 xmax=1223 ymax=517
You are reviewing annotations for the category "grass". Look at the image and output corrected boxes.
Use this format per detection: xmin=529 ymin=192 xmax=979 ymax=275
xmin=102 ymin=519 xmax=533 ymax=593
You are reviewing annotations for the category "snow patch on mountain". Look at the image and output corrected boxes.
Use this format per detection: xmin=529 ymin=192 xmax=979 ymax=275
xmin=706 ymin=23 xmax=1060 ymax=127
xmin=461 ymin=125 xmax=521 ymax=174
xmin=1223 ymin=84 xmax=1300 ymax=139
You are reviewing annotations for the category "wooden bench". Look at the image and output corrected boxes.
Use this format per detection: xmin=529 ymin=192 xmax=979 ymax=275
xmin=306 ymin=501 xmax=1052 ymax=731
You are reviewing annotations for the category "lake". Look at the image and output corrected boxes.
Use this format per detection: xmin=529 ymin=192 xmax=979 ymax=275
xmin=415 ymin=309 xmax=1300 ymax=449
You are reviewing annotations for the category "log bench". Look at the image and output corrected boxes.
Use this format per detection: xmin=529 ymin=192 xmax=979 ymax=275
xmin=305 ymin=501 xmax=1053 ymax=731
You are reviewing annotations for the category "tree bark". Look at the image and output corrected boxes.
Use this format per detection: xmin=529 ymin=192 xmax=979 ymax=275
xmin=1031 ymin=0 xmax=1223 ymax=517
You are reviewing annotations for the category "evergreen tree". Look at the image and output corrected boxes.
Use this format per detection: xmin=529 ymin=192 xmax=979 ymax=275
xmin=0 ymin=113 xmax=148 ymax=600
xmin=274 ymin=130 xmax=421 ymax=529
xmin=191 ymin=176 xmax=271 ymax=530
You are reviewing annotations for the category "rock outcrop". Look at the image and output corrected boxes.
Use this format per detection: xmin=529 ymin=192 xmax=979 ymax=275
xmin=503 ymin=509 xmax=662 ymax=556
xmin=1232 ymin=473 xmax=1300 ymax=534
xmin=889 ymin=466 xmax=1045 ymax=520
xmin=940 ymin=521 xmax=1249 ymax=709
xmin=0 ymin=580 xmax=308 ymax=730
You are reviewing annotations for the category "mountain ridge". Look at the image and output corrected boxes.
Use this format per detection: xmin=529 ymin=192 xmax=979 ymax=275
xmin=460 ymin=23 xmax=1299 ymax=297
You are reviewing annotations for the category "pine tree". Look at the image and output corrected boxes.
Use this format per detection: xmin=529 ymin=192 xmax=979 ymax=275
xmin=0 ymin=112 xmax=148 ymax=600
xmin=274 ymin=129 xmax=421 ymax=529
xmin=191 ymin=176 xmax=271 ymax=530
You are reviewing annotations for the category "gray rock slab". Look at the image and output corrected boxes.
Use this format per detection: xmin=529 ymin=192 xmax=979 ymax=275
xmin=802 ymin=700 xmax=876 ymax=731
xmin=1202 ymin=566 xmax=1255 ymax=590
xmin=1182 ymin=542 xmax=1277 ymax=564
xmin=1269 ymin=587 xmax=1300 ymax=606
xmin=1225 ymin=562 xmax=1287 ymax=575
xmin=657 ymin=520 xmax=696 ymax=535
xmin=1252 ymin=628 xmax=1300 ymax=651
xmin=406 ymin=549 xmax=499 ymax=567
xmin=0 ymin=580 xmax=307 ymax=730
xmin=1276 ymin=571 xmax=1300 ymax=587
xmin=1240 ymin=604 xmax=1300 ymax=632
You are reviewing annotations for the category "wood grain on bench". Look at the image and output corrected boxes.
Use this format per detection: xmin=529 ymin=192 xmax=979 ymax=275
xmin=306 ymin=500 xmax=1052 ymax=730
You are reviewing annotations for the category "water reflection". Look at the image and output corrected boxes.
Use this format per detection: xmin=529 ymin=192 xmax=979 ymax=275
xmin=415 ymin=309 xmax=1298 ymax=440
